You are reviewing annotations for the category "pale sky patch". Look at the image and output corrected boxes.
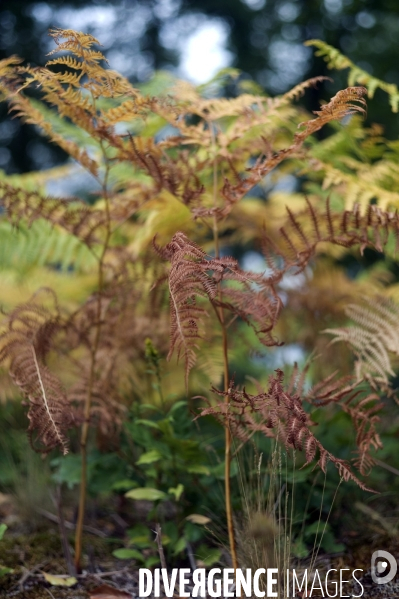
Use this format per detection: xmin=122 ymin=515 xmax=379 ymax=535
xmin=175 ymin=20 xmax=233 ymax=84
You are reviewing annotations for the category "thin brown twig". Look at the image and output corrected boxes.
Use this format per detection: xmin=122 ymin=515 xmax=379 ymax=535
xmin=35 ymin=507 xmax=107 ymax=537
xmin=51 ymin=487 xmax=76 ymax=576
xmin=154 ymin=523 xmax=168 ymax=571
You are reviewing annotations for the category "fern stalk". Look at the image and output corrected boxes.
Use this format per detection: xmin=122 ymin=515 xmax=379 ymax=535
xmin=222 ymin=320 xmax=237 ymax=569
xmin=74 ymin=136 xmax=112 ymax=573
xmin=210 ymin=125 xmax=238 ymax=570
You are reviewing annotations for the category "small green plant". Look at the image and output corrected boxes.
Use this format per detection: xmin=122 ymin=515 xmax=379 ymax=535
xmin=112 ymin=397 xmax=226 ymax=566
xmin=0 ymin=525 xmax=14 ymax=578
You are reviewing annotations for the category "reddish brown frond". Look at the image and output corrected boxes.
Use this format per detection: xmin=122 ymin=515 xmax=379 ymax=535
xmin=0 ymin=291 xmax=72 ymax=454
xmin=304 ymin=369 xmax=383 ymax=477
xmin=215 ymin=283 xmax=283 ymax=347
xmin=221 ymin=87 xmax=367 ymax=207
xmin=198 ymin=369 xmax=374 ymax=491
xmin=125 ymin=136 xmax=205 ymax=205
xmin=154 ymin=232 xmax=214 ymax=387
xmin=0 ymin=182 xmax=106 ymax=244
xmin=156 ymin=232 xmax=287 ymax=384
xmin=263 ymin=197 xmax=399 ymax=279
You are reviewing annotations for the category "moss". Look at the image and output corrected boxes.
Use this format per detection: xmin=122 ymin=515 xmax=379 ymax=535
xmin=0 ymin=530 xmax=121 ymax=597
xmin=0 ymin=530 xmax=62 ymax=568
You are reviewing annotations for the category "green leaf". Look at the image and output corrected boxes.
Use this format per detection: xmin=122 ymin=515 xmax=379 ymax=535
xmin=125 ymin=487 xmax=166 ymax=501
xmin=112 ymin=479 xmax=138 ymax=492
xmin=184 ymin=522 xmax=204 ymax=543
xmin=127 ymin=523 xmax=151 ymax=541
xmin=144 ymin=556 xmax=160 ymax=568
xmin=51 ymin=454 xmax=82 ymax=489
xmin=304 ymin=521 xmax=330 ymax=536
xmin=321 ymin=534 xmax=345 ymax=554
xmin=187 ymin=465 xmax=210 ymax=475
xmin=211 ymin=459 xmax=238 ymax=480
xmin=0 ymin=524 xmax=7 ymax=541
xmin=128 ymin=535 xmax=152 ymax=549
xmin=292 ymin=539 xmax=309 ymax=559
xmin=138 ymin=404 xmax=159 ymax=412
xmin=135 ymin=419 xmax=161 ymax=430
xmin=113 ymin=548 xmax=143 ymax=560
xmin=284 ymin=469 xmax=309 ymax=483
xmin=168 ymin=483 xmax=184 ymax=501
xmin=0 ymin=565 xmax=13 ymax=577
xmin=196 ymin=544 xmax=221 ymax=566
xmin=161 ymin=534 xmax=171 ymax=546
xmin=173 ymin=536 xmax=186 ymax=555
xmin=136 ymin=450 xmax=162 ymax=465
xmin=168 ymin=400 xmax=187 ymax=415
xmin=162 ymin=521 xmax=179 ymax=544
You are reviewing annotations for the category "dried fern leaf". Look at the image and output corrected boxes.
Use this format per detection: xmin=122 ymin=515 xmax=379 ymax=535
xmin=198 ymin=369 xmax=373 ymax=491
xmin=325 ymin=297 xmax=399 ymax=384
xmin=221 ymin=86 xmax=367 ymax=206
xmin=0 ymin=295 xmax=72 ymax=454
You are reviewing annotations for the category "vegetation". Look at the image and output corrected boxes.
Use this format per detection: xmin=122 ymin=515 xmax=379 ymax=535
xmin=1 ymin=26 xmax=399 ymax=596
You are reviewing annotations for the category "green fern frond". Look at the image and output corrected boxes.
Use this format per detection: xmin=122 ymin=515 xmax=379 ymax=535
xmin=306 ymin=39 xmax=399 ymax=112
xmin=0 ymin=220 xmax=96 ymax=273
xmin=308 ymin=158 xmax=399 ymax=212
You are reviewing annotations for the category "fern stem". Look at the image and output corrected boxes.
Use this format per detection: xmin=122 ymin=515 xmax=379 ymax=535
xmin=210 ymin=121 xmax=238 ymax=570
xmin=74 ymin=133 xmax=112 ymax=573
xmin=222 ymin=321 xmax=238 ymax=569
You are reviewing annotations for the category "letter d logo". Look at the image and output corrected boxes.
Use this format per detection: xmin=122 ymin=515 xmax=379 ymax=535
xmin=371 ymin=550 xmax=397 ymax=584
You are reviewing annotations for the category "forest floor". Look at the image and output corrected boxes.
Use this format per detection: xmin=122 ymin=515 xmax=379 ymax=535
xmin=1 ymin=529 xmax=399 ymax=598
xmin=1 ymin=492 xmax=399 ymax=598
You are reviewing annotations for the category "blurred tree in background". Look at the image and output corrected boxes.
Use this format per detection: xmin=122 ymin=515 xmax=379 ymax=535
xmin=1 ymin=0 xmax=398 ymax=173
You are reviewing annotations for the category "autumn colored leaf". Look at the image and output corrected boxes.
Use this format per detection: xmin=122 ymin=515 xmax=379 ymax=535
xmin=89 ymin=583 xmax=131 ymax=599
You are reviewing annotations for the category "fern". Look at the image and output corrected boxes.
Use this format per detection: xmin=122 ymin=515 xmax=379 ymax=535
xmin=306 ymin=39 xmax=399 ymax=113
xmin=2 ymin=27 xmax=399 ymax=571
xmin=325 ymin=297 xmax=399 ymax=384
xmin=0 ymin=220 xmax=96 ymax=273
xmin=198 ymin=369 xmax=373 ymax=491
xmin=220 ymin=86 xmax=366 ymax=209
xmin=0 ymin=291 xmax=72 ymax=454
xmin=155 ymin=232 xmax=285 ymax=386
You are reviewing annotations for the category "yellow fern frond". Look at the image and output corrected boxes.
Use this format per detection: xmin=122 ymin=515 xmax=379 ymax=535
xmin=313 ymin=159 xmax=399 ymax=212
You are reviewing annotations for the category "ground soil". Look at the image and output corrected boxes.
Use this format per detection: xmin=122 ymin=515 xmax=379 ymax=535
xmin=1 ymin=528 xmax=399 ymax=598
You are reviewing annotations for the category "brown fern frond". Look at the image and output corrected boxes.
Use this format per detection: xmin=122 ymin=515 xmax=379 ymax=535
xmin=276 ymin=76 xmax=331 ymax=103
xmin=0 ymin=292 xmax=72 ymax=454
xmin=198 ymin=369 xmax=373 ymax=490
xmin=0 ymin=56 xmax=24 ymax=92
xmin=153 ymin=232 xmax=214 ymax=386
xmin=221 ymin=87 xmax=367 ymax=206
xmin=155 ymin=232 xmax=287 ymax=383
xmin=124 ymin=136 xmax=205 ymax=206
xmin=304 ymin=370 xmax=383 ymax=476
xmin=0 ymin=182 xmax=107 ymax=244
xmin=263 ymin=197 xmax=399 ymax=279
xmin=215 ymin=283 xmax=283 ymax=347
